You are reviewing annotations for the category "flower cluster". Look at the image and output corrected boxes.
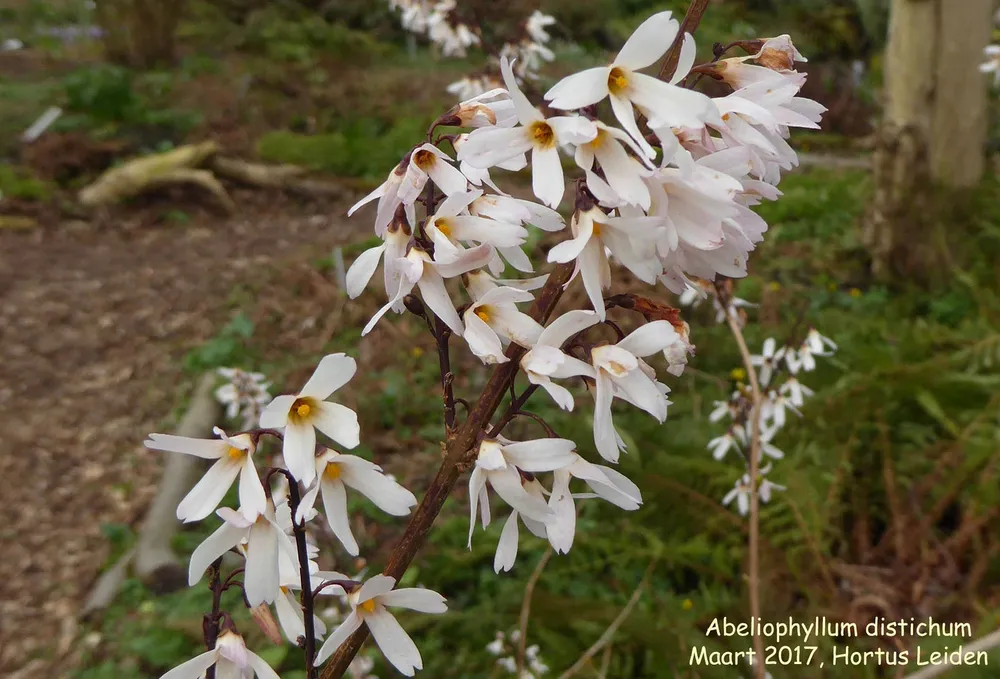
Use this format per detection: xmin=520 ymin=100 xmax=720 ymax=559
xmin=711 ymin=328 xmax=837 ymax=515
xmin=215 ymin=367 xmax=273 ymax=430
xmin=386 ymin=0 xmax=557 ymax=99
xmin=148 ymin=9 xmax=825 ymax=679
xmin=147 ymin=355 xmax=448 ymax=677
xmin=486 ymin=629 xmax=550 ymax=678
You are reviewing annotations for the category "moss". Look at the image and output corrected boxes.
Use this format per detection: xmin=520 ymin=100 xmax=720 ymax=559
xmin=0 ymin=165 xmax=53 ymax=201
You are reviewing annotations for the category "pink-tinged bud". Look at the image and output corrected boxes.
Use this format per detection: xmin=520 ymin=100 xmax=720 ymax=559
xmin=249 ymin=603 xmax=283 ymax=645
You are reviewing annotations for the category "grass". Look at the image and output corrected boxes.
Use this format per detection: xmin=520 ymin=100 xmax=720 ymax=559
xmin=69 ymin=166 xmax=1000 ymax=679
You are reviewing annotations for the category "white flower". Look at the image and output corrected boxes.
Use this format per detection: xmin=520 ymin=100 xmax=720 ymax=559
xmin=544 ymin=11 xmax=713 ymax=156
xmin=159 ymin=630 xmax=279 ymax=679
xmin=762 ymin=390 xmax=801 ymax=428
xmin=298 ymin=449 xmax=418 ymax=556
xmin=350 ymin=145 xmax=468 ymax=235
xmin=526 ymin=10 xmax=556 ymax=44
xmin=722 ymin=464 xmax=786 ymax=516
xmin=259 ymin=354 xmax=361 ymax=486
xmin=188 ymin=502 xmax=297 ymax=607
xmin=546 ymin=456 xmax=642 ymax=554
xmin=574 ymin=121 xmax=654 ymax=209
xmin=779 ymin=376 xmax=813 ymax=407
xmin=315 ymin=575 xmax=448 ymax=676
xmin=750 ymin=337 xmax=785 ymax=388
xmin=548 ymin=206 xmax=665 ymax=319
xmin=981 ymin=45 xmax=1000 ymax=84
xmin=486 ymin=631 xmax=506 ymax=655
xmin=145 ymin=427 xmax=265 ymax=523
xmin=459 ymin=56 xmax=598 ymax=208
xmin=468 ymin=438 xmax=579 ymax=546
xmin=708 ymin=426 xmax=744 ymax=461
xmin=520 ymin=310 xmax=600 ymax=411
xmin=215 ymin=368 xmax=272 ymax=428
xmin=463 ymin=286 xmax=544 ymax=364
xmin=425 ymin=189 xmax=529 ymax=254
xmin=345 ymin=211 xmax=412 ymax=302
xmin=362 ymin=243 xmax=494 ymax=336
xmin=493 ymin=477 xmax=549 ymax=573
xmin=590 ymin=321 xmax=675 ymax=462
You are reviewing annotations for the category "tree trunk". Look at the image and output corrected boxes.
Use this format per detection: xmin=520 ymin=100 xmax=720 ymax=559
xmin=863 ymin=0 xmax=993 ymax=280
xmin=94 ymin=0 xmax=187 ymax=69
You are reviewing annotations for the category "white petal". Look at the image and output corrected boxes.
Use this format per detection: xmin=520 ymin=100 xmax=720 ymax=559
xmin=547 ymin=211 xmax=595 ymax=264
xmin=669 ymin=32 xmax=697 ymax=84
xmin=144 ymin=434 xmax=225 ymax=459
xmin=468 ymin=466 xmax=486 ymax=547
xmin=593 ymin=374 xmax=621 ymax=462
xmin=545 ymin=67 xmax=609 ymax=110
xmin=502 ymin=438 xmax=578 ymax=472
xmin=189 ymin=522 xmax=245 ymax=586
xmin=312 ymin=401 xmax=361 ymax=450
xmin=339 ymin=460 xmax=418 ymax=515
xmin=275 ymin=590 xmax=306 ymax=644
xmin=315 ymin=611 xmax=363 ymax=665
xmin=612 ymin=371 xmax=668 ymax=422
xmin=617 ymin=320 xmax=679 ymax=357
xmin=494 ymin=511 xmax=520 ymax=573
xmin=615 ymin=11 xmax=677 ymax=70
xmin=459 ymin=127 xmax=533 ymax=169
xmin=417 ymin=270 xmax=464 ymax=335
xmin=176 ymin=458 xmax=242 ymax=522
xmin=500 ymin=56 xmax=543 ymax=124
xmin=432 ymin=243 xmax=495 ymax=278
xmin=548 ymin=115 xmax=598 ymax=145
xmin=357 ymin=574 xmax=398 ymax=603
xmin=259 ymin=395 xmax=294 ymax=429
xmin=464 ymin=310 xmax=507 ymax=364
xmin=246 ymin=650 xmax=283 ymax=679
xmin=245 ymin=521 xmax=281 ymax=606
xmin=538 ymin=379 xmax=576 ymax=411
xmin=546 ymin=470 xmax=576 ymax=553
xmin=530 ymin=146 xmax=565 ymax=209
xmin=609 ymin=93 xmax=653 ymax=157
xmin=321 ymin=477 xmax=358 ymax=556
xmin=300 ymin=354 xmax=357 ymax=400
xmin=366 ymin=608 xmax=423 ymax=676
xmin=488 ymin=466 xmax=553 ymax=522
xmin=160 ymin=651 xmax=218 ymax=679
xmin=577 ymin=240 xmax=608 ymax=320
xmin=538 ymin=309 xmax=601 ymax=347
xmin=238 ymin=456 xmax=268 ymax=521
xmin=380 ymin=588 xmax=448 ymax=613
xmin=283 ymin=422 xmax=317 ymax=485
xmin=346 ymin=244 xmax=387 ymax=299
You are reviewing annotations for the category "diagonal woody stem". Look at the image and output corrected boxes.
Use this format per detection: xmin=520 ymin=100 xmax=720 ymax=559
xmin=318 ymin=3 xmax=712 ymax=676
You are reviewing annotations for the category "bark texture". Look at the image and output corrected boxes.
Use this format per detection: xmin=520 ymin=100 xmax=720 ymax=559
xmin=864 ymin=0 xmax=992 ymax=279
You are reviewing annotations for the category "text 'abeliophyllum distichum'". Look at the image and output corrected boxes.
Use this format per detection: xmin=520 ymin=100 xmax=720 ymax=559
xmin=147 ymin=9 xmax=827 ymax=679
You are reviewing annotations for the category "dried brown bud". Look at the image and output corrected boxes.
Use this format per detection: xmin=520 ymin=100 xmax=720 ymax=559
xmin=249 ymin=602 xmax=283 ymax=645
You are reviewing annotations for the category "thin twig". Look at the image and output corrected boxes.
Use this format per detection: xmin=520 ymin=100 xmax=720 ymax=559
xmin=287 ymin=474 xmax=318 ymax=679
xmin=719 ymin=288 xmax=766 ymax=679
xmin=203 ymin=557 xmax=224 ymax=679
xmin=557 ymin=559 xmax=657 ymax=679
xmin=517 ymin=547 xmax=554 ymax=676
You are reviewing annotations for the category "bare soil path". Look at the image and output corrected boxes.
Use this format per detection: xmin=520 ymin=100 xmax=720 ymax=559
xmin=0 ymin=190 xmax=361 ymax=677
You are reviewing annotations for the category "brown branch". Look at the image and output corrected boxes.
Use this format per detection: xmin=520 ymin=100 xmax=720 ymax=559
xmin=656 ymin=0 xmax=712 ymax=81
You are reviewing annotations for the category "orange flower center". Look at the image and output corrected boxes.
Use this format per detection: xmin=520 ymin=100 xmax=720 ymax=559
xmin=289 ymin=397 xmax=319 ymax=424
xmin=608 ymin=67 xmax=629 ymax=94
xmin=529 ymin=121 xmax=555 ymax=149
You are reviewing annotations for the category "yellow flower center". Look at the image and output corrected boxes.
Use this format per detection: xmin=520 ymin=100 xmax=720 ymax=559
xmin=289 ymin=397 xmax=319 ymax=424
xmin=730 ymin=367 xmax=747 ymax=381
xmin=589 ymin=130 xmax=607 ymax=149
xmin=227 ymin=446 xmax=245 ymax=460
xmin=591 ymin=221 xmax=603 ymax=238
xmin=722 ymin=113 xmax=731 ymax=121
xmin=529 ymin=121 xmax=555 ymax=149
xmin=475 ymin=306 xmax=492 ymax=323
xmin=607 ymin=360 xmax=629 ymax=376
xmin=413 ymin=149 xmax=436 ymax=169
xmin=435 ymin=217 xmax=453 ymax=238
xmin=682 ymin=599 xmax=694 ymax=611
xmin=361 ymin=599 xmax=377 ymax=614
xmin=608 ymin=67 xmax=629 ymax=95
xmin=324 ymin=463 xmax=342 ymax=481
